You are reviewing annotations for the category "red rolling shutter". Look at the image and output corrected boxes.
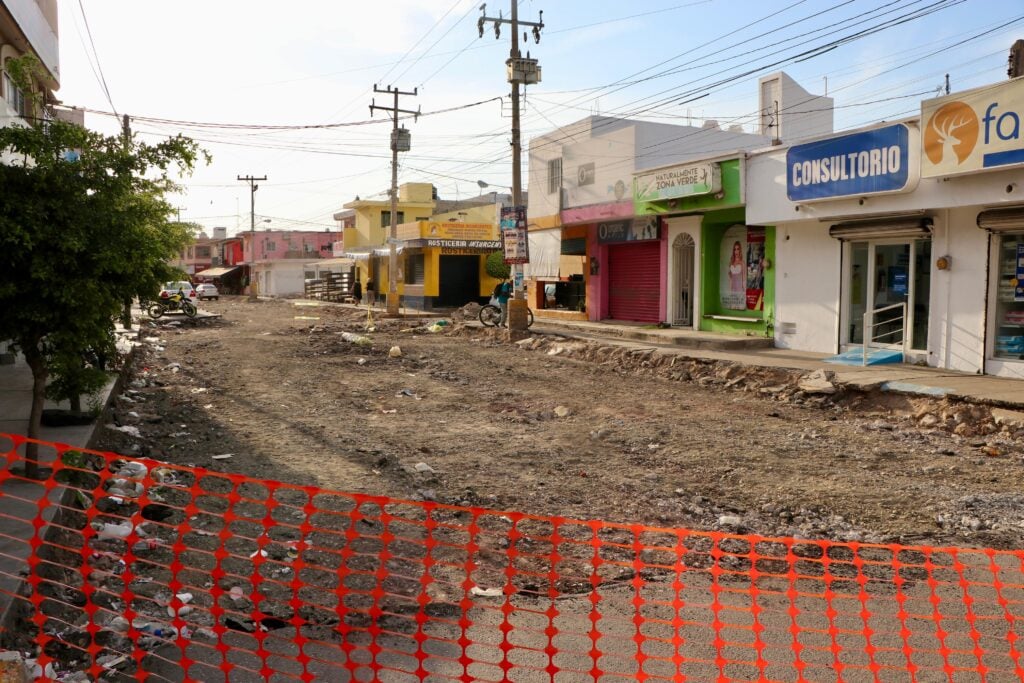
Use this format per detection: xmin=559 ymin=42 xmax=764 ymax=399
xmin=608 ymin=242 xmax=660 ymax=322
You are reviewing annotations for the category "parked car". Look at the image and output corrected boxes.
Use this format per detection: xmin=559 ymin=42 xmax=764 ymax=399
xmin=159 ymin=281 xmax=197 ymax=302
xmin=194 ymin=283 xmax=219 ymax=301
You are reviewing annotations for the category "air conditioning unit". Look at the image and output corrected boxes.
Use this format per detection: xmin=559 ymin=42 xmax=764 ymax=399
xmin=210 ymin=256 xmax=223 ymax=266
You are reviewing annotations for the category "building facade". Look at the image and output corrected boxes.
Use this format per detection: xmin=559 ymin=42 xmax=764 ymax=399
xmin=241 ymin=229 xmax=341 ymax=297
xmin=746 ymin=75 xmax=1024 ymax=378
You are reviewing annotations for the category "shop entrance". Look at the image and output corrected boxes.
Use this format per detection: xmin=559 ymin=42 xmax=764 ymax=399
xmin=437 ymin=255 xmax=480 ymax=308
xmin=608 ymin=241 xmax=660 ymax=322
xmin=672 ymin=233 xmax=695 ymax=326
xmin=846 ymin=239 xmax=931 ymax=351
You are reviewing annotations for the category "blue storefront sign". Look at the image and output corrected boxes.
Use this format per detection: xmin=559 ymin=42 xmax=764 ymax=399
xmin=787 ymin=124 xmax=910 ymax=201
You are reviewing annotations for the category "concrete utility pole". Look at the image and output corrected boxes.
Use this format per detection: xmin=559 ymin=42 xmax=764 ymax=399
xmin=370 ymin=85 xmax=419 ymax=317
xmin=238 ymin=175 xmax=266 ymax=301
xmin=478 ymin=2 xmax=543 ymax=331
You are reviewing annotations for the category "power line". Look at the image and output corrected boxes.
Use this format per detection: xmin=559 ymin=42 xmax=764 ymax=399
xmin=76 ymin=0 xmax=117 ymax=116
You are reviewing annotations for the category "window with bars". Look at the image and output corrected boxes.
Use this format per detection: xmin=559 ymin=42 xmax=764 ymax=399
xmin=547 ymin=158 xmax=562 ymax=195
xmin=2 ymin=71 xmax=28 ymax=119
xmin=381 ymin=211 xmax=405 ymax=228
xmin=406 ymin=254 xmax=425 ymax=284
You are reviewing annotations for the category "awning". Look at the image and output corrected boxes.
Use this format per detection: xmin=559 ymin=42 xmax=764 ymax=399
xmin=828 ymin=217 xmax=932 ymax=241
xmin=194 ymin=266 xmax=240 ymax=278
xmin=524 ymin=228 xmax=561 ymax=278
xmin=310 ymin=257 xmax=355 ymax=267
xmin=977 ymin=207 xmax=1024 ymax=233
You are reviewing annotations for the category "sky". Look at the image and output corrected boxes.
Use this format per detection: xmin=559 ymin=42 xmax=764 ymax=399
xmin=55 ymin=0 xmax=1023 ymax=237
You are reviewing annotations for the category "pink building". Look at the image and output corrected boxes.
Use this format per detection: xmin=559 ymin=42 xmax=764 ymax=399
xmin=241 ymin=230 xmax=342 ymax=296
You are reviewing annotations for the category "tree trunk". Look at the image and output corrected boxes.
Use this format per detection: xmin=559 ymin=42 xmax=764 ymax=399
xmin=120 ymin=298 xmax=132 ymax=331
xmin=70 ymin=393 xmax=82 ymax=413
xmin=22 ymin=344 xmax=47 ymax=480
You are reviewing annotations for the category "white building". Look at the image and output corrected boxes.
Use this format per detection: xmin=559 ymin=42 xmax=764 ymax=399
xmin=746 ymin=76 xmax=1024 ymax=378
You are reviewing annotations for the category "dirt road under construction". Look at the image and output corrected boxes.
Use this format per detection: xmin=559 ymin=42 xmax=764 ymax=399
xmin=94 ymin=298 xmax=1024 ymax=551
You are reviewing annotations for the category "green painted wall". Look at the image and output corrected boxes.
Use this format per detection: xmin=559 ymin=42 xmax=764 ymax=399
xmin=635 ymin=159 xmax=743 ymax=215
xmin=699 ymin=207 xmax=775 ymax=336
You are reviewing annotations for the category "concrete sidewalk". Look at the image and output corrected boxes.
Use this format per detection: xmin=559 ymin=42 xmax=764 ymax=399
xmin=529 ymin=317 xmax=1024 ymax=410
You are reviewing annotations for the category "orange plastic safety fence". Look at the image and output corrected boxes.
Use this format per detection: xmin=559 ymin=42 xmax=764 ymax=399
xmin=0 ymin=432 xmax=1023 ymax=682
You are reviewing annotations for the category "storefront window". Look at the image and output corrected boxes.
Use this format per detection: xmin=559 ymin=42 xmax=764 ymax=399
xmin=994 ymin=234 xmax=1024 ymax=360
xmin=849 ymin=243 xmax=868 ymax=344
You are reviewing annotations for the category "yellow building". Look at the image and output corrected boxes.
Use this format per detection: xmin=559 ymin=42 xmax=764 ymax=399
xmin=334 ymin=184 xmax=508 ymax=309
xmin=333 ymin=182 xmax=435 ymax=300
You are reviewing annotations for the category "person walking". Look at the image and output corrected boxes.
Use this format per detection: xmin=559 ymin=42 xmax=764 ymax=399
xmin=352 ymin=278 xmax=363 ymax=306
xmin=495 ymin=278 xmax=512 ymax=327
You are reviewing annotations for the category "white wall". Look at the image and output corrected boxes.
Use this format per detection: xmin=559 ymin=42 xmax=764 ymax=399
xmin=635 ymin=122 xmax=768 ymax=172
xmin=773 ymin=220 xmax=841 ymax=353
xmin=931 ymin=208 xmax=989 ymax=375
xmin=563 ymin=125 xmax=635 ymax=208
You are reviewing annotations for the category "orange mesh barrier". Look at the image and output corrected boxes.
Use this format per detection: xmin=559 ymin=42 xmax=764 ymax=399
xmin=1 ymin=432 xmax=1023 ymax=682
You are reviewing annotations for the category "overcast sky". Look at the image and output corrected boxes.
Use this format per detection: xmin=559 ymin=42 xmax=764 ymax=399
xmin=57 ymin=0 xmax=1021 ymax=236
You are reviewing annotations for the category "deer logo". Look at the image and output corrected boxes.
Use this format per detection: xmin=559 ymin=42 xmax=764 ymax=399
xmin=924 ymin=101 xmax=979 ymax=166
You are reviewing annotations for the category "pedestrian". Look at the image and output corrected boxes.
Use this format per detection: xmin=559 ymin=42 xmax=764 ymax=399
xmin=366 ymin=278 xmax=376 ymax=307
xmin=495 ymin=278 xmax=512 ymax=327
xmin=352 ymin=278 xmax=362 ymax=306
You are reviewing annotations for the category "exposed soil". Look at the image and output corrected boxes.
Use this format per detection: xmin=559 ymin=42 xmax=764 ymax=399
xmin=90 ymin=297 xmax=1024 ymax=551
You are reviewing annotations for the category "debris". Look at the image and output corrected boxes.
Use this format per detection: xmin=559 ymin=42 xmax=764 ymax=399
xmin=397 ymin=388 xmax=419 ymax=398
xmin=106 ymin=424 xmax=142 ymax=438
xmin=341 ymin=332 xmax=372 ymax=346
xmin=190 ymin=387 xmax=208 ymax=394
xmin=115 ymin=461 xmax=148 ymax=478
xmin=389 ymin=345 xmax=403 ymax=358
xmin=357 ymin=358 xmax=367 ymax=365
xmin=554 ymin=405 xmax=571 ymax=418
xmin=211 ymin=453 xmax=233 ymax=460
xmin=470 ymin=586 xmax=504 ymax=598
xmin=92 ymin=520 xmax=134 ymax=540
xmin=718 ymin=515 xmax=743 ymax=529
xmin=414 ymin=462 xmax=436 ymax=474
xmin=381 ymin=408 xmax=397 ymax=414
xmin=798 ymin=369 xmax=837 ymax=395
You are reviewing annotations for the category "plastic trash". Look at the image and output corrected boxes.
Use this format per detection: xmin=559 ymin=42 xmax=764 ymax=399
xmin=341 ymin=332 xmax=372 ymax=346
xmin=93 ymin=521 xmax=134 ymax=540
xmin=132 ymin=619 xmax=177 ymax=639
xmin=116 ymin=461 xmax=148 ymax=478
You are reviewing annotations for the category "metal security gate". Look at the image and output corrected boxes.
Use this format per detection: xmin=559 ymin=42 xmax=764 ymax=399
xmin=608 ymin=241 xmax=660 ymax=322
xmin=673 ymin=233 xmax=695 ymax=326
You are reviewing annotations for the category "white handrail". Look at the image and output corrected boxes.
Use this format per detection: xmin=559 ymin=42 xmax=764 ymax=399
xmin=862 ymin=302 xmax=907 ymax=366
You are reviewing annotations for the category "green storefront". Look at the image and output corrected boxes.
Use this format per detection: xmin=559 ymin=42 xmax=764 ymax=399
xmin=634 ymin=157 xmax=774 ymax=336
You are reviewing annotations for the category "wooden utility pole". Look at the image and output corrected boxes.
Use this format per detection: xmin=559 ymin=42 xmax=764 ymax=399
xmin=238 ymin=175 xmax=266 ymax=301
xmin=370 ymin=85 xmax=419 ymax=316
xmin=478 ymin=2 xmax=544 ymax=330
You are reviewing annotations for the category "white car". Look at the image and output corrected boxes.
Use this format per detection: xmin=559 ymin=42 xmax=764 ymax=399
xmin=158 ymin=281 xmax=197 ymax=303
xmin=194 ymin=283 xmax=219 ymax=301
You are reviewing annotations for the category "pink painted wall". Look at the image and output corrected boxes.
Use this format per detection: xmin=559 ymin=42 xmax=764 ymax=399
xmin=584 ymin=218 xmax=668 ymax=322
xmin=243 ymin=230 xmax=342 ymax=262
xmin=561 ymin=201 xmax=634 ymax=225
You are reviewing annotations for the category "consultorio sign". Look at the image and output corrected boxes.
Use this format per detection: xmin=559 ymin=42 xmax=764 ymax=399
xmin=634 ymin=162 xmax=721 ymax=203
xmin=786 ymin=123 xmax=916 ymax=201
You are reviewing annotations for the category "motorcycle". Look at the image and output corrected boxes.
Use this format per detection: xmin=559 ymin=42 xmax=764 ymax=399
xmin=148 ymin=291 xmax=197 ymax=319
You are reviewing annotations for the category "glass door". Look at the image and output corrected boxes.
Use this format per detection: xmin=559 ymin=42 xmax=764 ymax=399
xmin=845 ymin=240 xmax=929 ymax=351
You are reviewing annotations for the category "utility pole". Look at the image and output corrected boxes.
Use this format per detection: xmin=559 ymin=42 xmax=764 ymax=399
xmin=370 ymin=85 xmax=419 ymax=317
xmin=238 ymin=174 xmax=266 ymax=301
xmin=479 ymin=2 xmax=543 ymax=331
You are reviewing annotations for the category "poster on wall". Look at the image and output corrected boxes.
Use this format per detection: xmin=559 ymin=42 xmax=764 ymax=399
xmin=1016 ymin=243 xmax=1024 ymax=302
xmin=720 ymin=225 xmax=747 ymax=310
xmin=499 ymin=206 xmax=529 ymax=265
xmin=745 ymin=228 xmax=766 ymax=311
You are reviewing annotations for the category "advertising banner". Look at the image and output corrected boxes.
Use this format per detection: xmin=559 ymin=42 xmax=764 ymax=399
xmin=786 ymin=124 xmax=913 ymax=201
xmin=500 ymin=206 xmax=529 ymax=265
xmin=921 ymin=78 xmax=1024 ymax=178
xmin=596 ymin=216 xmax=660 ymax=244
xmin=634 ymin=162 xmax=721 ymax=202
xmin=720 ymin=225 xmax=765 ymax=312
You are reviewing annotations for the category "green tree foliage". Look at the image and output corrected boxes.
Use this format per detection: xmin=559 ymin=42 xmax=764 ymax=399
xmin=0 ymin=61 xmax=206 ymax=474
xmin=485 ymin=250 xmax=510 ymax=280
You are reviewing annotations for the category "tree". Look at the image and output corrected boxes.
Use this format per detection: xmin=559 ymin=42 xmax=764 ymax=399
xmin=485 ymin=250 xmax=511 ymax=280
xmin=0 ymin=58 xmax=206 ymax=476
